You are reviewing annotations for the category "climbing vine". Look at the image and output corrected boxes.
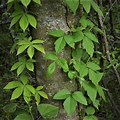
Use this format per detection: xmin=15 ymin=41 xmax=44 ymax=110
xmin=3 ymin=0 xmax=106 ymax=120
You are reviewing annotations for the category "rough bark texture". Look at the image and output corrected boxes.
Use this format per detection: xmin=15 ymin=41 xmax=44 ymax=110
xmin=31 ymin=0 xmax=80 ymax=120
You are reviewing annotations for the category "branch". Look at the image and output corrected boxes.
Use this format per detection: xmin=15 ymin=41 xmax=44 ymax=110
xmin=98 ymin=0 xmax=120 ymax=85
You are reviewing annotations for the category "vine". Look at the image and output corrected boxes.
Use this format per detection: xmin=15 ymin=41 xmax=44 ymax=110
xmin=3 ymin=0 xmax=106 ymax=120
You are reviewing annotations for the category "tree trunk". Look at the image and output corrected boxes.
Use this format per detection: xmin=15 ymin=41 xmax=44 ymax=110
xmin=31 ymin=0 xmax=80 ymax=119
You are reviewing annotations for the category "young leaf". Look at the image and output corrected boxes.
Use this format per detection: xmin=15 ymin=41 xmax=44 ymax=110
xmin=82 ymin=37 xmax=94 ymax=57
xmin=80 ymin=0 xmax=92 ymax=13
xmin=72 ymin=91 xmax=87 ymax=105
xmin=63 ymin=96 xmax=77 ymax=116
xmin=26 ymin=85 xmax=36 ymax=94
xmin=20 ymin=75 xmax=28 ymax=85
xmin=21 ymin=0 xmax=31 ymax=7
xmin=55 ymin=37 xmax=66 ymax=53
xmin=38 ymin=91 xmax=48 ymax=99
xmin=26 ymin=62 xmax=34 ymax=71
xmin=87 ymin=62 xmax=100 ymax=71
xmin=33 ymin=0 xmax=41 ymax=5
xmin=32 ymin=39 xmax=44 ymax=44
xmin=19 ymin=14 xmax=29 ymax=31
xmin=85 ymin=107 xmax=95 ymax=115
xmin=11 ymin=87 xmax=23 ymax=100
xmin=65 ymin=0 xmax=79 ymax=14
xmin=49 ymin=30 xmax=64 ymax=37
xmin=36 ymin=86 xmax=43 ymax=91
xmin=17 ymin=64 xmax=25 ymax=76
xmin=46 ymin=62 xmax=56 ymax=77
xmin=10 ymin=15 xmax=22 ymax=28
xmin=27 ymin=46 xmax=34 ymax=59
xmin=17 ymin=44 xmax=29 ymax=55
xmin=33 ymin=45 xmax=45 ymax=54
xmin=14 ymin=113 xmax=32 ymax=120
xmin=11 ymin=62 xmax=21 ymax=71
xmin=27 ymin=14 xmax=37 ymax=28
xmin=4 ymin=81 xmax=22 ymax=89
xmin=68 ymin=71 xmax=76 ymax=79
xmin=53 ymin=89 xmax=70 ymax=100
xmin=37 ymin=104 xmax=59 ymax=119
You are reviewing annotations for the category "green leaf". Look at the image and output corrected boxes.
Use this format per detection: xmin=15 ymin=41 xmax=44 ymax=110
xmin=84 ymin=31 xmax=98 ymax=43
xmin=33 ymin=45 xmax=45 ymax=54
xmin=83 ymin=115 xmax=98 ymax=120
xmin=4 ymin=81 xmax=22 ymax=89
xmin=56 ymin=58 xmax=69 ymax=72
xmin=72 ymin=91 xmax=87 ymax=105
xmin=20 ymin=75 xmax=28 ymax=85
xmin=46 ymin=62 xmax=56 ymax=77
xmin=82 ymin=37 xmax=94 ymax=57
xmin=96 ymin=85 xmax=106 ymax=101
xmin=65 ymin=0 xmax=79 ymax=14
xmin=55 ymin=37 xmax=66 ymax=53
xmin=91 ymin=1 xmax=103 ymax=16
xmin=7 ymin=0 xmax=14 ymax=3
xmin=26 ymin=85 xmax=36 ymax=94
xmin=35 ymin=92 xmax=40 ymax=105
xmin=80 ymin=0 xmax=92 ymax=13
xmin=72 ymin=48 xmax=83 ymax=59
xmin=10 ymin=15 xmax=22 ymax=28
xmin=64 ymin=35 xmax=75 ymax=48
xmin=83 ymin=82 xmax=97 ymax=103
xmin=36 ymin=86 xmax=43 ymax=91
xmin=11 ymin=62 xmax=21 ymax=71
xmin=19 ymin=14 xmax=29 ymax=31
xmin=32 ymin=39 xmax=44 ymax=44
xmin=38 ymin=91 xmax=48 ymax=99
xmin=14 ymin=113 xmax=32 ymax=120
xmin=33 ymin=0 xmax=41 ymax=5
xmin=3 ymin=103 xmax=17 ymax=113
xmin=93 ymin=99 xmax=100 ymax=109
xmin=37 ymin=104 xmax=59 ymax=119
xmin=17 ymin=64 xmax=25 ymax=76
xmin=49 ymin=30 xmax=64 ymax=37
xmin=27 ymin=14 xmax=37 ymax=28
xmin=45 ymin=53 xmax=58 ymax=61
xmin=27 ymin=46 xmax=34 ymax=59
xmin=63 ymin=96 xmax=77 ymax=116
xmin=26 ymin=62 xmax=34 ymax=71
xmin=17 ymin=44 xmax=29 ymax=55
xmin=73 ymin=31 xmax=84 ymax=42
xmin=11 ymin=87 xmax=23 ymax=100
xmin=89 ymin=70 xmax=103 ymax=85
xmin=21 ymin=0 xmax=31 ymax=7
xmin=68 ymin=71 xmax=76 ymax=79
xmin=79 ymin=61 xmax=88 ymax=77
xmin=53 ymin=89 xmax=70 ymax=100
xmin=23 ymin=87 xmax=31 ymax=98
xmin=85 ymin=107 xmax=95 ymax=115
xmin=87 ymin=62 xmax=100 ymax=71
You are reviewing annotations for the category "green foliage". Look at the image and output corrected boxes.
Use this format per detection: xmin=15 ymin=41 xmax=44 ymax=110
xmin=3 ymin=0 xmax=106 ymax=119
xmin=14 ymin=113 xmax=32 ymax=120
xmin=37 ymin=104 xmax=59 ymax=119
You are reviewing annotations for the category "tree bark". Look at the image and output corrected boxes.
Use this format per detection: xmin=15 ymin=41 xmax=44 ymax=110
xmin=31 ymin=0 xmax=80 ymax=120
